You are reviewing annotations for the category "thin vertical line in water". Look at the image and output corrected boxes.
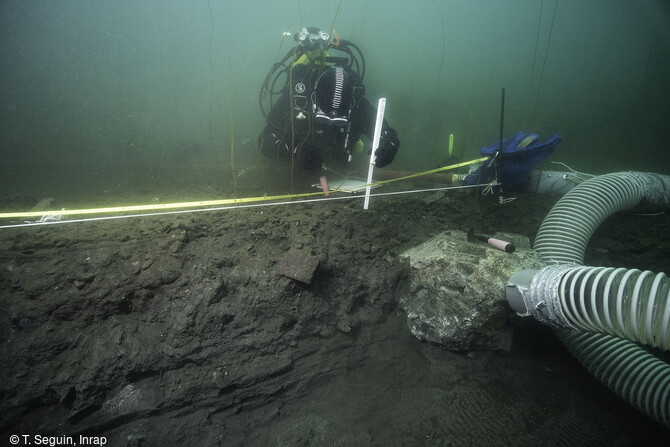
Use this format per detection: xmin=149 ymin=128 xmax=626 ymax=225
xmin=431 ymin=0 xmax=446 ymax=107
xmin=642 ymin=26 xmax=670 ymax=98
xmin=328 ymin=0 xmax=343 ymax=36
xmin=499 ymin=88 xmax=505 ymax=154
xmin=528 ymin=0 xmax=544 ymax=128
xmin=288 ymin=0 xmax=305 ymax=191
xmin=431 ymin=0 xmax=446 ymax=162
xmin=533 ymin=0 xmax=559 ymax=127
xmin=227 ymin=43 xmax=237 ymax=197
xmin=207 ymin=0 xmax=215 ymax=142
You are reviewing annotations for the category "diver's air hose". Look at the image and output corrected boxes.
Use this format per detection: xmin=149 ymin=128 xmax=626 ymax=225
xmin=509 ymin=171 xmax=670 ymax=427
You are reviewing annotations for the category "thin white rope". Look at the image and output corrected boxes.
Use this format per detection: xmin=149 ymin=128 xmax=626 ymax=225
xmin=0 ymin=183 xmax=488 ymax=230
xmin=550 ymin=161 xmax=595 ymax=182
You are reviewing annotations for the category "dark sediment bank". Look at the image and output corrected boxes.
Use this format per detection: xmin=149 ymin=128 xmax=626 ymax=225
xmin=1 ymin=190 xmax=669 ymax=446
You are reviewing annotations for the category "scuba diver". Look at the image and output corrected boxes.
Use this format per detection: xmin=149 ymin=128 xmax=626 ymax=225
xmin=258 ymin=27 xmax=399 ymax=181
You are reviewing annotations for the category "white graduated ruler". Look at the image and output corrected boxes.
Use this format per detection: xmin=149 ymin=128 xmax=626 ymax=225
xmin=364 ymin=97 xmax=386 ymax=210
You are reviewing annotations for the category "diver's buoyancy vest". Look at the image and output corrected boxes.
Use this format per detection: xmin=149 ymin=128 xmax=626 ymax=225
xmin=290 ymin=66 xmax=315 ymax=117
xmin=290 ymin=64 xmax=361 ymax=134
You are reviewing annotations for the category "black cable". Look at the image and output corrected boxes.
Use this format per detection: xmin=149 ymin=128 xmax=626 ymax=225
xmin=339 ymin=40 xmax=366 ymax=80
xmin=259 ymin=47 xmax=299 ymax=117
xmin=499 ymin=87 xmax=505 ymax=155
xmin=528 ymin=0 xmax=543 ymax=127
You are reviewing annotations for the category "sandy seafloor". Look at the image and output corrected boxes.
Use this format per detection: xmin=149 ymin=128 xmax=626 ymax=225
xmin=1 ymin=171 xmax=669 ymax=446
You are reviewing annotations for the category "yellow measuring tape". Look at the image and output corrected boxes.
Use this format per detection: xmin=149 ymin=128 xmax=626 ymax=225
xmin=0 ymin=157 xmax=488 ymax=219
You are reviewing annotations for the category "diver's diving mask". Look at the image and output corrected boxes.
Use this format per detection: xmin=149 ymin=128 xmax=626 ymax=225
xmin=296 ymin=27 xmax=330 ymax=51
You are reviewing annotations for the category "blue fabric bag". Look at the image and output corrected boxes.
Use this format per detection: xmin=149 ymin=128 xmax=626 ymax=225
xmin=464 ymin=132 xmax=562 ymax=189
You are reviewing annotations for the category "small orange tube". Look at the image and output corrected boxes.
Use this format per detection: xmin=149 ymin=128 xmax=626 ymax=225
xmin=319 ymin=175 xmax=330 ymax=197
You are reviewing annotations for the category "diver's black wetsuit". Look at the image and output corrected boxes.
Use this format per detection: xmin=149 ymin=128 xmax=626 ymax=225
xmin=258 ymin=63 xmax=399 ymax=171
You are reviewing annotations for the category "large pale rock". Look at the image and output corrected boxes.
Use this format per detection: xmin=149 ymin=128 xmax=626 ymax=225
xmin=399 ymin=230 xmax=545 ymax=351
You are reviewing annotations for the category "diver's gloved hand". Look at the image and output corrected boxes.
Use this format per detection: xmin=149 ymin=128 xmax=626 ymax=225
xmin=300 ymin=142 xmax=323 ymax=170
xmin=372 ymin=128 xmax=399 ymax=168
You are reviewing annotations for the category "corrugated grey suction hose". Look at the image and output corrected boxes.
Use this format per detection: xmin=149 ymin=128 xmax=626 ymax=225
xmin=507 ymin=171 xmax=670 ymax=427
xmin=534 ymin=171 xmax=670 ymax=265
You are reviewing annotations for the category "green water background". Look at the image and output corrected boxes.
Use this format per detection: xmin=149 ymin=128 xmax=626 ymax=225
xmin=1 ymin=0 xmax=668 ymax=209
